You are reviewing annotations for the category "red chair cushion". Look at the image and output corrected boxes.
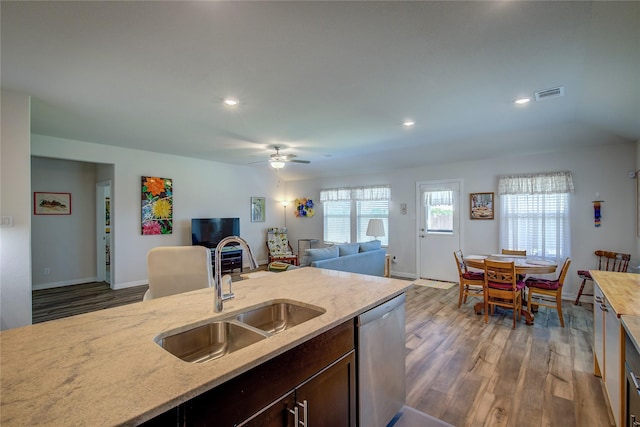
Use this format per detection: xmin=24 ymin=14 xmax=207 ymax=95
xmin=577 ymin=270 xmax=592 ymax=279
xmin=463 ymin=271 xmax=484 ymax=280
xmin=487 ymin=280 xmax=526 ymax=291
xmin=526 ymin=278 xmax=560 ymax=290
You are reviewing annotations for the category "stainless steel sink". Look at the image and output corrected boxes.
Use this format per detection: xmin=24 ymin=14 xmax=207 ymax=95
xmin=235 ymin=301 xmax=325 ymax=334
xmin=158 ymin=321 xmax=266 ymax=363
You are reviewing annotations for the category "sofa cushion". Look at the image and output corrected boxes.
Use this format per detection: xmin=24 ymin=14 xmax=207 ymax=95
xmin=302 ymin=246 xmax=339 ymax=266
xmin=338 ymin=242 xmax=360 ymax=256
xmin=359 ymin=240 xmax=382 ymax=252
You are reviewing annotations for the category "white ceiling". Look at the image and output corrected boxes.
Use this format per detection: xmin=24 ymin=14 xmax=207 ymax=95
xmin=2 ymin=1 xmax=639 ymax=180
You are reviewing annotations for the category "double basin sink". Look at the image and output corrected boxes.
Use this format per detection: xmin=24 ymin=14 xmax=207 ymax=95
xmin=155 ymin=301 xmax=325 ymax=363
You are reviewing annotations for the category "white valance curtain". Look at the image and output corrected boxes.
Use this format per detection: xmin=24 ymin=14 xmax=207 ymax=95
xmin=424 ymin=190 xmax=454 ymax=206
xmin=498 ymin=171 xmax=574 ymax=195
xmin=320 ymin=185 xmax=390 ymax=202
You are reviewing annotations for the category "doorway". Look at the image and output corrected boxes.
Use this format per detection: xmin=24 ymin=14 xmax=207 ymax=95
xmin=416 ymin=180 xmax=462 ymax=282
xmin=96 ymin=181 xmax=111 ymax=284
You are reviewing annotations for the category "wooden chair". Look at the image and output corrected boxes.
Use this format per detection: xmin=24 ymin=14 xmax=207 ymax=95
xmin=483 ymin=259 xmax=526 ymax=329
xmin=266 ymin=227 xmax=299 ymax=266
xmin=144 ymin=246 xmax=214 ymax=301
xmin=501 ymin=249 xmax=527 ymax=256
xmin=453 ymin=250 xmax=484 ymax=308
xmin=574 ymin=250 xmax=630 ymax=305
xmin=525 ymin=258 xmax=571 ymax=327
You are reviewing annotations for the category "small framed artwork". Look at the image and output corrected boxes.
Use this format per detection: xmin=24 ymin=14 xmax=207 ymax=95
xmin=470 ymin=192 xmax=494 ymax=220
xmin=34 ymin=192 xmax=72 ymax=215
xmin=251 ymin=197 xmax=266 ymax=222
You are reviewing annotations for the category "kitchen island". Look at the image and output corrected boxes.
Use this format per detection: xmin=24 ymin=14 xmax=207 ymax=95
xmin=0 ymin=267 xmax=411 ymax=426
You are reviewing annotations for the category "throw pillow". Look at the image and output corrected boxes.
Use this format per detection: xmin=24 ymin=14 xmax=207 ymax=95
xmin=359 ymin=240 xmax=382 ymax=252
xmin=302 ymin=246 xmax=339 ymax=266
xmin=337 ymin=242 xmax=360 ymax=256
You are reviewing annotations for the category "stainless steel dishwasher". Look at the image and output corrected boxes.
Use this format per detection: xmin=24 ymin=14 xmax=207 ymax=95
xmin=357 ymin=293 xmax=406 ymax=427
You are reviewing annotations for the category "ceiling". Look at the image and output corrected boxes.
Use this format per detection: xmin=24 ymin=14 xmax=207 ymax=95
xmin=2 ymin=1 xmax=639 ymax=180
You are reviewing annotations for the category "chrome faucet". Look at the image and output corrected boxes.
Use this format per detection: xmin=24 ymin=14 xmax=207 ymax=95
xmin=213 ymin=236 xmax=259 ymax=312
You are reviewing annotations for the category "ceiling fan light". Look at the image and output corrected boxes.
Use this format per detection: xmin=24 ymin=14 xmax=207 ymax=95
xmin=270 ymin=160 xmax=285 ymax=169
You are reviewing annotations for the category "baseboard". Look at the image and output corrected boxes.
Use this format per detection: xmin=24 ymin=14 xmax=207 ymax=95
xmin=391 ymin=271 xmax=417 ymax=280
xmin=111 ymin=280 xmax=148 ymax=290
xmin=32 ymin=276 xmax=99 ymax=291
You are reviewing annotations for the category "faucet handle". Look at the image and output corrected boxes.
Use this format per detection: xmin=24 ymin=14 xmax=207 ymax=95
xmin=220 ymin=274 xmax=235 ymax=301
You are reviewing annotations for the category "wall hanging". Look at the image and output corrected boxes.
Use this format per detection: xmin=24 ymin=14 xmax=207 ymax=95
xmin=470 ymin=192 xmax=494 ymax=220
xmin=295 ymin=198 xmax=314 ymax=217
xmin=593 ymin=199 xmax=603 ymax=227
xmin=34 ymin=192 xmax=71 ymax=215
xmin=251 ymin=196 xmax=266 ymax=222
xmin=141 ymin=176 xmax=173 ymax=235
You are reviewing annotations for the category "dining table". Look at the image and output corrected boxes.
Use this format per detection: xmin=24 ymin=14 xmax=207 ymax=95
xmin=463 ymin=254 xmax=558 ymax=325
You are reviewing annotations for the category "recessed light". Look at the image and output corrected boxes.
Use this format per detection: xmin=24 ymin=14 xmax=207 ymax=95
xmin=403 ymin=120 xmax=415 ymax=127
xmin=223 ymin=98 xmax=239 ymax=106
xmin=514 ymin=97 xmax=531 ymax=105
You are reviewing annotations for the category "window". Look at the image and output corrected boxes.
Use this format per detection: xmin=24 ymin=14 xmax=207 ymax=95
xmin=425 ymin=190 xmax=454 ymax=234
xmin=323 ymin=201 xmax=351 ymax=244
xmin=499 ymin=172 xmax=573 ymax=263
xmin=321 ymin=185 xmax=390 ymax=245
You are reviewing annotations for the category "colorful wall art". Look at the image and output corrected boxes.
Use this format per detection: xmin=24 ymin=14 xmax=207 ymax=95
xmin=141 ymin=176 xmax=173 ymax=235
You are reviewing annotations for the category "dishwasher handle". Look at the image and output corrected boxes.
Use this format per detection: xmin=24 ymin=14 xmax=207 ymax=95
xmin=357 ymin=293 xmax=406 ymax=326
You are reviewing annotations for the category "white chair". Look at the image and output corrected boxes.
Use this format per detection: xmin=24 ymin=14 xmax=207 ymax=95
xmin=143 ymin=246 xmax=214 ymax=301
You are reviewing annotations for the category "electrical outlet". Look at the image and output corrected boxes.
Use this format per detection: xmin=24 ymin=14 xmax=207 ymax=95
xmin=44 ymin=267 xmax=50 ymax=275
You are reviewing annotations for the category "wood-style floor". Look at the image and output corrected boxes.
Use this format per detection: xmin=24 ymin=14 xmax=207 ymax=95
xmin=405 ymin=284 xmax=614 ymax=426
xmin=32 ymin=279 xmax=613 ymax=426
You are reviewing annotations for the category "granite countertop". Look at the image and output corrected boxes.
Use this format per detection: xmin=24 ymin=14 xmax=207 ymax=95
xmin=0 ymin=267 xmax=412 ymax=426
xmin=590 ymin=271 xmax=640 ymax=317
xmin=622 ymin=315 xmax=640 ymax=356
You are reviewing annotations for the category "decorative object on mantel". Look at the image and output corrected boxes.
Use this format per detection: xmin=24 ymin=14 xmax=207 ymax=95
xmin=295 ymin=198 xmax=314 ymax=217
xmin=251 ymin=196 xmax=266 ymax=223
xmin=470 ymin=192 xmax=494 ymax=220
xmin=593 ymin=196 xmax=603 ymax=227
xmin=34 ymin=192 xmax=71 ymax=215
xmin=141 ymin=176 xmax=173 ymax=235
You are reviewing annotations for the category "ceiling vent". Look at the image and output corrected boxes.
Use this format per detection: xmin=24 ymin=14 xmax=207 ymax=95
xmin=534 ymin=86 xmax=564 ymax=101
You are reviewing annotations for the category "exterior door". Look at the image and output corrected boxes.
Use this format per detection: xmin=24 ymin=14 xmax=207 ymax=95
xmin=417 ymin=180 xmax=461 ymax=282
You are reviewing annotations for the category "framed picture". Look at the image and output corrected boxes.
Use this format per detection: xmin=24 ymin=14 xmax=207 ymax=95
xmin=470 ymin=192 xmax=494 ymax=220
xmin=141 ymin=176 xmax=173 ymax=235
xmin=251 ymin=197 xmax=265 ymax=222
xmin=34 ymin=192 xmax=71 ymax=215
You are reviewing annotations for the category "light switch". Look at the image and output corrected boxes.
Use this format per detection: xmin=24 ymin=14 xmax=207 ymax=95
xmin=1 ymin=216 xmax=14 ymax=227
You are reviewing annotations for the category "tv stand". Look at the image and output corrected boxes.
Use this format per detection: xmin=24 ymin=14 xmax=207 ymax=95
xmin=211 ymin=247 xmax=243 ymax=274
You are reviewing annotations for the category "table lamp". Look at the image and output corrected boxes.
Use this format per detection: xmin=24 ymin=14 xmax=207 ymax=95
xmin=366 ymin=219 xmax=385 ymax=240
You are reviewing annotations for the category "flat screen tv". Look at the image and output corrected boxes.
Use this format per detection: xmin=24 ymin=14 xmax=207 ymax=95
xmin=191 ymin=218 xmax=240 ymax=249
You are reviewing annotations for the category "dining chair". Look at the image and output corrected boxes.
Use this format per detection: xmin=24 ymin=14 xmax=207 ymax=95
xmin=525 ymin=257 xmax=571 ymax=327
xmin=501 ymin=249 xmax=527 ymax=256
xmin=574 ymin=250 xmax=630 ymax=305
xmin=453 ymin=250 xmax=484 ymax=308
xmin=483 ymin=259 xmax=526 ymax=329
xmin=144 ymin=246 xmax=214 ymax=301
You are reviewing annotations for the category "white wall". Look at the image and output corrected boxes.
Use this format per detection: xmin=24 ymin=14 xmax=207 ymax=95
xmin=31 ymin=157 xmax=98 ymax=289
xmin=0 ymin=90 xmax=32 ymax=330
xmin=285 ymin=142 xmax=637 ymax=301
xmin=31 ymin=134 xmax=282 ymax=290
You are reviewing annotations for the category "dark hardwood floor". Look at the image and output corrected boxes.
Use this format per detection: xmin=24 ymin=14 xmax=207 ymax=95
xmin=32 ymin=277 xmax=613 ymax=426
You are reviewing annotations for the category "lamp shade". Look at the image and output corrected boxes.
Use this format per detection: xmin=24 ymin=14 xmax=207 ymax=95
xmin=366 ymin=219 xmax=385 ymax=238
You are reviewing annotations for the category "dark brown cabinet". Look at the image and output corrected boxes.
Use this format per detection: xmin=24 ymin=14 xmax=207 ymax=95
xmin=242 ymin=351 xmax=356 ymax=427
xmin=142 ymin=320 xmax=355 ymax=427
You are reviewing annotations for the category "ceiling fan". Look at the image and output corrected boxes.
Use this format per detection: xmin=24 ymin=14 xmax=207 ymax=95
xmin=256 ymin=146 xmax=311 ymax=169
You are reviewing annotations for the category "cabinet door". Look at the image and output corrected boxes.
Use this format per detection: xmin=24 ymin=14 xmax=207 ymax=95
xmin=594 ymin=283 xmax=605 ymax=377
xmin=240 ymin=392 xmax=296 ymax=427
xmin=295 ymin=351 xmax=356 ymax=427
xmin=604 ymin=298 xmax=622 ymax=427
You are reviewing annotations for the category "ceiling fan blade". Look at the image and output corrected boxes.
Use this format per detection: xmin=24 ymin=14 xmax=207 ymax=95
xmin=248 ymin=159 xmax=268 ymax=164
xmin=288 ymin=159 xmax=310 ymax=164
